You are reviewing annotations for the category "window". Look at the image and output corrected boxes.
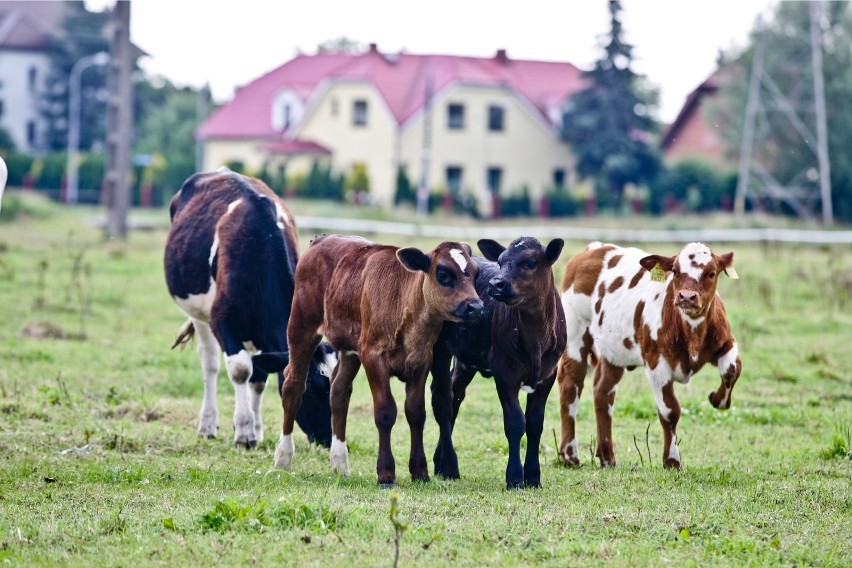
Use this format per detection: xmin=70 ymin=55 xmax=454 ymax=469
xmin=447 ymin=103 xmax=465 ymax=130
xmin=446 ymin=167 xmax=463 ymax=193
xmin=28 ymin=66 xmax=37 ymax=92
xmin=488 ymin=105 xmax=504 ymax=132
xmin=26 ymin=120 xmax=36 ymax=146
xmin=553 ymin=168 xmax=566 ymax=189
xmin=353 ymin=100 xmax=368 ymax=126
xmin=487 ymin=167 xmax=503 ymax=194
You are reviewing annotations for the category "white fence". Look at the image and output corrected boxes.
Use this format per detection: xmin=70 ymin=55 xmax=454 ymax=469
xmin=295 ymin=216 xmax=852 ymax=245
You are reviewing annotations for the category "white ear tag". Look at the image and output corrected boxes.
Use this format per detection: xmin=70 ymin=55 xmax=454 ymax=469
xmin=724 ymin=267 xmax=739 ymax=279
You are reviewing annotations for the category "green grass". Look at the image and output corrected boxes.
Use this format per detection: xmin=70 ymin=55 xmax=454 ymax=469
xmin=0 ymin=202 xmax=849 ymax=566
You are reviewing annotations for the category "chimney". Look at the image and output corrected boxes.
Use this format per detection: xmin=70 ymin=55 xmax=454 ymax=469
xmin=369 ymin=43 xmax=379 ymax=54
xmin=495 ymin=49 xmax=509 ymax=64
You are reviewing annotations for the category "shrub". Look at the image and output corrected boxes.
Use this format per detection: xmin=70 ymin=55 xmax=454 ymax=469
xmin=2 ymin=151 xmax=35 ymax=187
xmin=33 ymin=152 xmax=67 ymax=191
xmin=649 ymin=160 xmax=731 ymax=214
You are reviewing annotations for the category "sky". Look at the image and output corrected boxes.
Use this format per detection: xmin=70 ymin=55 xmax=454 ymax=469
xmin=86 ymin=0 xmax=778 ymax=124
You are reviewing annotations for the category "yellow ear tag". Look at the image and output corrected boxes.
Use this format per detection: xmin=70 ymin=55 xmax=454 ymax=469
xmin=650 ymin=263 xmax=666 ymax=282
xmin=724 ymin=266 xmax=740 ymax=279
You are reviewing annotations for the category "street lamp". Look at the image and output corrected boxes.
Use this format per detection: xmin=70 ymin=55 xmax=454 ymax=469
xmin=66 ymin=51 xmax=109 ymax=204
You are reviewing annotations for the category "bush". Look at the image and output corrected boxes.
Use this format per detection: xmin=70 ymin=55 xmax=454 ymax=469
xmin=33 ymin=152 xmax=67 ymax=192
xmin=394 ymin=165 xmax=415 ymax=205
xmin=649 ymin=161 xmax=731 ymax=214
xmin=299 ymin=162 xmax=344 ymax=201
xmin=499 ymin=186 xmax=532 ymax=217
xmin=2 ymin=151 xmax=35 ymax=187
xmin=543 ymin=187 xmax=578 ymax=217
xmin=78 ymin=153 xmax=105 ymax=191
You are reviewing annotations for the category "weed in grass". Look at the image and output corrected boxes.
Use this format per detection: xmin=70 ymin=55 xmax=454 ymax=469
xmin=389 ymin=493 xmax=409 ymax=568
xmin=819 ymin=423 xmax=851 ymax=460
xmin=199 ymin=497 xmax=338 ymax=534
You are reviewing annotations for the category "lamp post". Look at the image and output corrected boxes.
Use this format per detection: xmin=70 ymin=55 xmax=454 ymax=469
xmin=66 ymin=51 xmax=109 ymax=204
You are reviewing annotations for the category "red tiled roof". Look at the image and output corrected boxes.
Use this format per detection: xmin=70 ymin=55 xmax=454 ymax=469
xmin=197 ymin=47 xmax=586 ymax=139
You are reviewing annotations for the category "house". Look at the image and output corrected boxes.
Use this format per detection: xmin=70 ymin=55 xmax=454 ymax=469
xmin=0 ymin=1 xmax=64 ymax=153
xmin=659 ymin=68 xmax=739 ymax=171
xmin=196 ymin=45 xmax=587 ymax=207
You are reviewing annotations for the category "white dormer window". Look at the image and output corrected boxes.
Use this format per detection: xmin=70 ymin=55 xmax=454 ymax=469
xmin=271 ymin=89 xmax=304 ymax=132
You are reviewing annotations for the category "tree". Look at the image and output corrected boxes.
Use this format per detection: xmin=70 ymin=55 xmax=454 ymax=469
xmin=40 ymin=2 xmax=111 ymax=152
xmin=561 ymin=0 xmax=661 ymax=212
xmin=712 ymin=1 xmax=852 ymax=223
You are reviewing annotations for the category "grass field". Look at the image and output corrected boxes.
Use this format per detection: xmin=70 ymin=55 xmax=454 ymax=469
xmin=0 ymin=193 xmax=850 ymax=566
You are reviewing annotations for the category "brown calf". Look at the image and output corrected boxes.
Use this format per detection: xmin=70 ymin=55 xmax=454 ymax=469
xmin=557 ymin=241 xmax=742 ymax=469
xmin=276 ymin=234 xmax=483 ymax=486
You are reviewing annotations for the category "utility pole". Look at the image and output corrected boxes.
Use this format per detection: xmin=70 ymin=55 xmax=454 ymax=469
xmin=416 ymin=75 xmax=433 ymax=216
xmin=810 ymin=0 xmax=833 ymax=225
xmin=104 ymin=1 xmax=133 ymax=239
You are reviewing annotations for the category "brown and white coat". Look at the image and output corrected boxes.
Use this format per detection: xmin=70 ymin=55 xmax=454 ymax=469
xmin=556 ymin=241 xmax=742 ymax=469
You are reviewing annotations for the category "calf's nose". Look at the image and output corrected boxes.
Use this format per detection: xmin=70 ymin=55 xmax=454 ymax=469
xmin=454 ymin=298 xmax=484 ymax=319
xmin=678 ymin=290 xmax=699 ymax=304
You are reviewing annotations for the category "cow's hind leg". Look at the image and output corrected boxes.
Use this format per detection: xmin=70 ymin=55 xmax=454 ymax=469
xmin=248 ymin=369 xmax=267 ymax=445
xmin=213 ymin=322 xmax=258 ymax=449
xmin=593 ymin=360 xmax=624 ymax=467
xmin=431 ymin=342 xmax=459 ymax=480
xmin=193 ymin=319 xmax=220 ymax=439
xmin=557 ymin=351 xmax=587 ymax=467
xmin=329 ymin=351 xmax=360 ymax=476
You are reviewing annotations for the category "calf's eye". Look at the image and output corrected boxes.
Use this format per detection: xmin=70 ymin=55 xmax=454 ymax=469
xmin=524 ymin=259 xmax=537 ymax=270
xmin=436 ymin=267 xmax=455 ymax=286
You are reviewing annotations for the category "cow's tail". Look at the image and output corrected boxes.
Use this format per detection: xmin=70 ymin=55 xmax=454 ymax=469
xmin=171 ymin=318 xmax=195 ymax=349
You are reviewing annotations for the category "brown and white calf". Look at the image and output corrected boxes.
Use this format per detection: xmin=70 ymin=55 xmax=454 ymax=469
xmin=556 ymin=241 xmax=742 ymax=469
xmin=164 ymin=169 xmax=337 ymax=448
xmin=276 ymin=234 xmax=483 ymax=486
xmin=432 ymin=237 xmax=566 ymax=489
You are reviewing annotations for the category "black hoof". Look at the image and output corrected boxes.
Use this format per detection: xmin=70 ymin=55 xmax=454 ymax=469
xmin=235 ymin=439 xmax=257 ymax=450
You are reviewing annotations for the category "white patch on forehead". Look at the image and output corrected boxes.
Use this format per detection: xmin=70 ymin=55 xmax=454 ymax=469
xmin=513 ymin=239 xmax=527 ymax=248
xmin=226 ymin=198 xmax=243 ymax=215
xmin=450 ymin=248 xmax=468 ymax=271
xmin=678 ymin=242 xmax=712 ymax=280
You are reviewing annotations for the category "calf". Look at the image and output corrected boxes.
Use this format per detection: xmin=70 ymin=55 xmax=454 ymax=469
xmin=0 ymin=155 xmax=7 ymax=211
xmin=556 ymin=241 xmax=742 ymax=469
xmin=276 ymin=234 xmax=483 ymax=486
xmin=432 ymin=237 xmax=566 ymax=489
xmin=164 ymin=169 xmax=337 ymax=448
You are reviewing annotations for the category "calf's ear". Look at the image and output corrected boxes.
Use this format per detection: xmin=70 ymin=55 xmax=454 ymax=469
xmin=397 ymin=247 xmax=431 ymax=273
xmin=716 ymin=251 xmax=738 ymax=278
xmin=545 ymin=238 xmax=565 ymax=266
xmin=477 ymin=239 xmax=505 ymax=262
xmin=252 ymin=352 xmax=289 ymax=374
xmin=639 ymin=254 xmax=675 ymax=273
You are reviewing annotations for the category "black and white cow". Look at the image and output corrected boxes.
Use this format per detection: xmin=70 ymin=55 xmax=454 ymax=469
xmin=164 ymin=168 xmax=337 ymax=448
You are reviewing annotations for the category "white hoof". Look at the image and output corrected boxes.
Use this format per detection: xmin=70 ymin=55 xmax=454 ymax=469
xmin=274 ymin=433 xmax=295 ymax=469
xmin=197 ymin=411 xmax=218 ymax=438
xmin=233 ymin=410 xmax=257 ymax=448
xmin=330 ymin=436 xmax=350 ymax=476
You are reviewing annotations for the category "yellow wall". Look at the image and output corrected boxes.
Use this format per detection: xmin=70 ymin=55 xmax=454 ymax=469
xmin=296 ymin=81 xmax=398 ymax=204
xmin=201 ymin=82 xmax=576 ymax=208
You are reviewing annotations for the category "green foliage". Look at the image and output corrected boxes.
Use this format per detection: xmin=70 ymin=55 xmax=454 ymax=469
xmin=200 ymin=497 xmax=338 ymax=533
xmin=299 ymin=161 xmax=344 ymax=201
xmin=649 ymin=160 xmax=732 ymax=214
xmin=345 ymin=163 xmax=371 ymax=200
xmin=2 ymin=151 xmax=35 ymax=187
xmin=542 ymin=187 xmax=579 ymax=217
xmin=394 ymin=165 xmax=415 ymax=205
xmin=714 ymin=1 xmax=852 ymax=222
xmin=32 ymin=152 xmax=67 ymax=191
xmin=0 ymin=126 xmax=16 ymax=152
xmin=561 ymin=0 xmax=661 ymax=212
xmin=78 ymin=152 xmax=105 ymax=191
xmin=498 ymin=186 xmax=532 ymax=217
xmin=40 ymin=2 xmax=111 ymax=152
